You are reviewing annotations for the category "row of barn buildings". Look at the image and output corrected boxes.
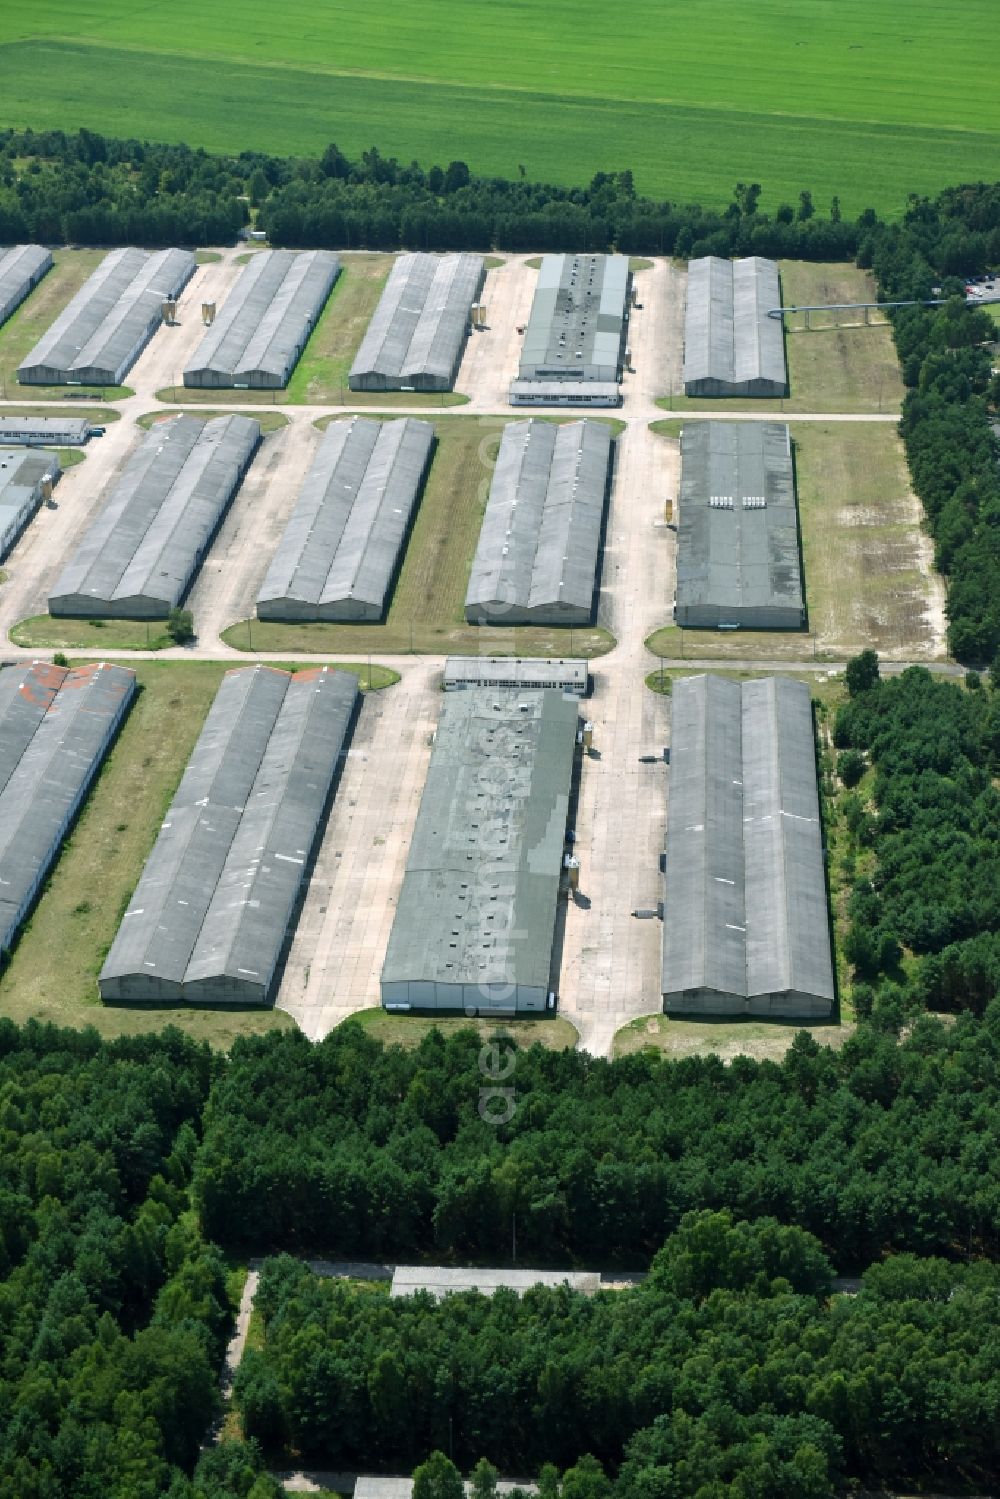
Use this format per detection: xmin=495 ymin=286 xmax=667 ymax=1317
xmin=0 ymin=660 xmax=832 ymax=1020
xmin=379 ymin=671 xmax=832 ymax=1019
xmin=37 ymin=411 xmax=618 ymax=628
xmin=27 ymin=410 xmax=803 ymax=634
xmin=1 ymin=243 xmax=788 ymax=400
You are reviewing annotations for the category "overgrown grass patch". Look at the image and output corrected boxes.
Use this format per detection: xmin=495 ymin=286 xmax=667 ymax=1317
xmin=0 ymin=660 xmax=297 ymax=1045
xmin=223 ymin=415 xmax=616 ymax=659
xmin=0 ymin=248 xmax=134 ymax=402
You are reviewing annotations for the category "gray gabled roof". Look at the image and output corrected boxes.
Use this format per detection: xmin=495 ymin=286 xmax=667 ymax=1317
xmin=17 ymin=247 xmax=195 ymax=385
xmin=683 ymin=256 xmax=787 ymax=395
xmin=183 ymin=250 xmax=339 ymax=386
xmin=519 ymin=254 xmax=629 ymax=382
xmin=349 ymin=253 xmax=484 ymax=385
xmin=0 ymin=661 xmax=136 ymax=952
xmin=0 ymin=447 xmax=60 ymax=558
xmin=675 ymin=422 xmax=804 ymax=625
xmin=257 ymin=416 xmax=433 ymax=620
xmin=49 ymin=414 xmax=260 ymax=617
xmin=661 ymin=674 xmax=834 ymax=1016
xmin=382 ymin=689 xmax=578 ymax=994
xmin=99 ymin=665 xmax=358 ymax=1004
xmin=465 ymin=418 xmax=611 ymax=622
xmin=0 ymin=244 xmax=52 ymax=326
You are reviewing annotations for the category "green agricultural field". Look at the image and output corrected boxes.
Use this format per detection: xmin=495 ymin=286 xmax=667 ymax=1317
xmin=1 ymin=2 xmax=998 ymax=212
xmin=223 ymin=414 xmax=615 ymax=660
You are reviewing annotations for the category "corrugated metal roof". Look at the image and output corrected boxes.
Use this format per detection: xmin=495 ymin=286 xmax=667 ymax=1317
xmin=0 ymin=661 xmax=136 ymax=952
xmin=49 ymin=414 xmax=260 ymax=618
xmin=683 ymin=257 xmax=787 ymax=397
xmin=675 ymin=422 xmax=804 ymax=627
xmin=465 ymin=418 xmax=611 ymax=624
xmin=183 ymin=250 xmax=339 ymax=388
xmin=349 ymin=253 xmax=484 ymax=390
xmin=257 ymin=416 xmax=434 ymax=621
xmin=381 ymin=688 xmax=578 ymax=997
xmin=0 ymin=416 xmax=90 ymax=445
xmin=661 ymin=674 xmax=834 ymax=1016
xmin=18 ymin=247 xmax=195 ymax=385
xmin=519 ymin=254 xmax=629 ymax=384
xmin=0 ymin=447 xmax=60 ymax=558
xmin=0 ymin=245 xmax=52 ymax=326
xmin=99 ymin=665 xmax=358 ymax=1004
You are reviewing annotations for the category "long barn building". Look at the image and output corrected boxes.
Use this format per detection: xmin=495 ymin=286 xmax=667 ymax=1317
xmin=18 ymin=247 xmax=195 ymax=386
xmin=349 ymin=253 xmax=484 ymax=392
xmin=465 ymin=418 xmax=612 ymax=625
xmin=100 ymin=665 xmax=358 ymax=1005
xmin=674 ymin=421 xmax=805 ymax=629
xmin=49 ymin=414 xmax=260 ymax=619
xmin=257 ymin=416 xmax=434 ymax=622
xmin=661 ymin=674 xmax=834 ymax=1018
xmin=381 ymin=688 xmax=579 ymax=1014
xmin=0 ymin=245 xmax=52 ymax=327
xmin=683 ymin=256 xmax=787 ymax=398
xmin=0 ymin=661 xmax=136 ymax=954
xmin=0 ymin=447 xmax=60 ymax=560
xmin=516 ymin=254 xmax=630 ymax=398
xmin=183 ymin=250 xmax=340 ymax=389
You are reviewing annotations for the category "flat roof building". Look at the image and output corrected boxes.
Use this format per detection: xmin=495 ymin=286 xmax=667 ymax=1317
xmin=0 ymin=416 xmax=91 ymax=447
xmin=0 ymin=245 xmax=52 ymax=328
xmin=444 ymin=656 xmax=588 ymax=697
xmin=661 ymin=674 xmax=834 ymax=1019
xmin=518 ymin=254 xmax=630 ymax=388
xmin=683 ymin=256 xmax=787 ymax=398
xmin=674 ymin=422 xmax=805 ymax=630
xmin=381 ymin=688 xmax=579 ymax=1014
xmin=18 ymin=247 xmax=195 ymax=386
xmin=99 ymin=665 xmax=358 ymax=1006
xmin=349 ymin=252 xmax=485 ymax=392
xmin=49 ymin=414 xmax=260 ymax=619
xmin=391 ymin=1266 xmax=600 ymax=1298
xmin=183 ymin=250 xmax=340 ymax=389
xmin=465 ymin=418 xmax=612 ymax=626
xmin=509 ymin=378 xmax=622 ymax=407
xmin=257 ymin=416 xmax=434 ymax=622
xmin=355 ymin=1482 xmax=537 ymax=1499
xmin=0 ymin=661 xmax=136 ymax=954
xmin=0 ymin=448 xmax=60 ymax=560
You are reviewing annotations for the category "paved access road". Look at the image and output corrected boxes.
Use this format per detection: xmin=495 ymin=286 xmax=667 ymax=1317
xmin=0 ymin=249 xmax=940 ymax=1056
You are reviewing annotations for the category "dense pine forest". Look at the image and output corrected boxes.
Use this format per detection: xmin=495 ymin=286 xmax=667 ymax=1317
xmin=238 ymin=1217 xmax=1000 ymax=1489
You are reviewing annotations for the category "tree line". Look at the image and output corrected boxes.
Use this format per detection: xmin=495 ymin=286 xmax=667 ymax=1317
xmin=863 ymin=183 xmax=1000 ymax=661
xmin=234 ymin=1210 xmax=999 ymax=1494
xmin=0 ymin=127 xmax=859 ymax=257
xmin=0 ymin=1018 xmax=282 ymax=1499
xmin=833 ymin=657 xmax=1000 ymax=1023
xmin=193 ymin=1010 xmax=1000 ymax=1270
